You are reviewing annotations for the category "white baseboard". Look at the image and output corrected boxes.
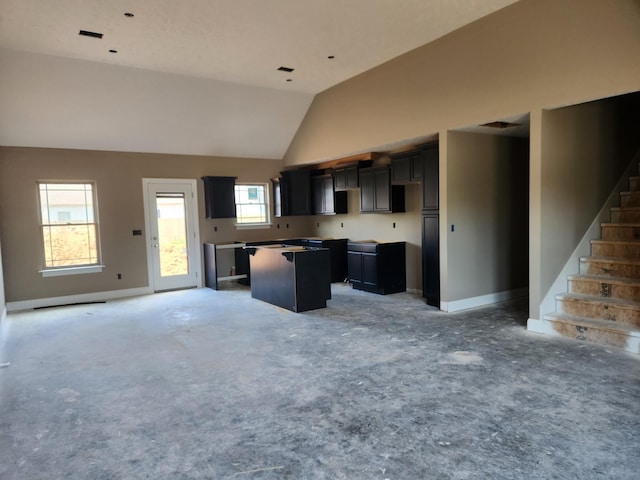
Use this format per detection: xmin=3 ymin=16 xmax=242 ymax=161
xmin=526 ymin=317 xmax=560 ymax=336
xmin=441 ymin=287 xmax=528 ymax=313
xmin=6 ymin=286 xmax=153 ymax=312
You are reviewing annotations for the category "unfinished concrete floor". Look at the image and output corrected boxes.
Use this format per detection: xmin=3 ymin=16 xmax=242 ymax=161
xmin=1 ymin=283 xmax=639 ymax=479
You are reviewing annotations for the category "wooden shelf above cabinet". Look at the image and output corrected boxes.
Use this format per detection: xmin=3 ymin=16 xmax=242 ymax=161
xmin=315 ymin=152 xmax=381 ymax=171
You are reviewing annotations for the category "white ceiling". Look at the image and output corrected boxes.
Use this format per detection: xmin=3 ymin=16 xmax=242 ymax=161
xmin=0 ymin=0 xmax=521 ymax=159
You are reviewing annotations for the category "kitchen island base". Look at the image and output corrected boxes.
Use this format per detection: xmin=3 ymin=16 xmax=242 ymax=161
xmin=246 ymin=245 xmax=331 ymax=312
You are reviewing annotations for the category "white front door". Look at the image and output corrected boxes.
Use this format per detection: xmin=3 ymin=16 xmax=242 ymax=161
xmin=143 ymin=179 xmax=201 ymax=291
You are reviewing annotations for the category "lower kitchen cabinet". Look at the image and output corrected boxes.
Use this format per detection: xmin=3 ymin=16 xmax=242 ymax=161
xmin=347 ymin=241 xmax=406 ymax=294
xmin=246 ymin=245 xmax=331 ymax=312
xmin=306 ymin=238 xmax=348 ymax=283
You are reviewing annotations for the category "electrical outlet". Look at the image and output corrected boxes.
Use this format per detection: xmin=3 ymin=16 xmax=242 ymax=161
xmin=117 ymin=273 xmax=122 ymax=279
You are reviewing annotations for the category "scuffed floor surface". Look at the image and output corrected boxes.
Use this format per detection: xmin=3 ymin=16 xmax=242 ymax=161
xmin=1 ymin=284 xmax=639 ymax=479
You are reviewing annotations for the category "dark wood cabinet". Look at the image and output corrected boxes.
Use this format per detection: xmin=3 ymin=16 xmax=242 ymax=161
xmin=422 ymin=144 xmax=439 ymax=211
xmin=347 ymin=241 xmax=406 ymax=294
xmin=202 ymin=176 xmax=236 ymax=218
xmin=422 ymin=214 xmax=440 ymax=307
xmin=306 ymin=238 xmax=348 ymax=282
xmin=272 ymin=170 xmax=312 ymax=217
xmin=246 ymin=245 xmax=331 ymax=312
xmin=312 ymin=174 xmax=347 ymax=215
xmin=359 ymin=167 xmax=405 ymax=213
xmin=271 ymin=177 xmax=286 ymax=217
xmin=333 ymin=166 xmax=359 ymax=191
xmin=420 ymin=143 xmax=439 ymax=307
xmin=391 ymin=151 xmax=423 ymax=184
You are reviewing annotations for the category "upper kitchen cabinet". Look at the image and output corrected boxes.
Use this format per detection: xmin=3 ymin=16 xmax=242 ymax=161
xmin=359 ymin=166 xmax=405 ymax=213
xmin=332 ymin=158 xmax=374 ymax=191
xmin=273 ymin=169 xmax=313 ymax=217
xmin=312 ymin=174 xmax=347 ymax=215
xmin=391 ymin=150 xmax=423 ymax=184
xmin=271 ymin=177 xmax=287 ymax=217
xmin=422 ymin=144 xmax=439 ymax=211
xmin=202 ymin=176 xmax=237 ymax=218
xmin=333 ymin=165 xmax=359 ymax=191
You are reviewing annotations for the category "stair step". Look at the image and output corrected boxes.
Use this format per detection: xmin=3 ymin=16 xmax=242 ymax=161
xmin=610 ymin=207 xmax=640 ymax=223
xmin=630 ymin=176 xmax=640 ymax=192
xmin=542 ymin=313 xmax=640 ymax=353
xmin=580 ymin=255 xmax=640 ymax=279
xmin=556 ymin=293 xmax=640 ymax=327
xmin=621 ymin=191 xmax=640 ymax=207
xmin=590 ymin=239 xmax=640 ymax=257
xmin=568 ymin=274 xmax=640 ymax=302
xmin=601 ymin=222 xmax=640 ymax=240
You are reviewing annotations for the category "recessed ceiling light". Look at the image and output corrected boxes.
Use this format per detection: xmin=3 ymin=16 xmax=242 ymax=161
xmin=79 ymin=30 xmax=103 ymax=39
xmin=124 ymin=12 xmax=134 ymax=18
xmin=277 ymin=66 xmax=294 ymax=73
xmin=109 ymin=49 xmax=118 ymax=53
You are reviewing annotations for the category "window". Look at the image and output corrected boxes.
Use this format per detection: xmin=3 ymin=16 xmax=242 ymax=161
xmin=234 ymin=183 xmax=270 ymax=226
xmin=38 ymin=182 xmax=101 ymax=271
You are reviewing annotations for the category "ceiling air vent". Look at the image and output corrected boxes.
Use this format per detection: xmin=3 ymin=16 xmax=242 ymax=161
xmin=481 ymin=121 xmax=521 ymax=129
xmin=79 ymin=30 xmax=103 ymax=39
xmin=277 ymin=66 xmax=294 ymax=72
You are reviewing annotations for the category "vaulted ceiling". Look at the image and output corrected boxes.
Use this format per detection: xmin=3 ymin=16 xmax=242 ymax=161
xmin=0 ymin=0 xmax=520 ymax=159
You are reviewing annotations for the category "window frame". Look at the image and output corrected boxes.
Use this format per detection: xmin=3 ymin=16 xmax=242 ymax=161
xmin=233 ymin=182 xmax=271 ymax=229
xmin=37 ymin=181 xmax=104 ymax=276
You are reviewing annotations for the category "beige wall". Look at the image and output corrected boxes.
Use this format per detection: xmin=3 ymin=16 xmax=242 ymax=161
xmin=283 ymin=0 xmax=640 ymax=319
xmin=445 ymin=132 xmax=529 ymax=303
xmin=0 ymin=147 xmax=316 ymax=303
xmin=284 ymin=0 xmax=640 ymax=167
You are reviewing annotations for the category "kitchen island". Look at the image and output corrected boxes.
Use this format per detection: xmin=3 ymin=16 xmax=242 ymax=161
xmin=245 ymin=244 xmax=331 ymax=312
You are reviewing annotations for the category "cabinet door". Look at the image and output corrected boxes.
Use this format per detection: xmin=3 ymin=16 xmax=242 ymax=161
xmin=359 ymin=170 xmax=375 ymax=212
xmin=345 ymin=167 xmax=359 ymax=189
xmin=373 ymin=168 xmax=390 ymax=211
xmin=202 ymin=176 xmax=236 ymax=218
xmin=411 ymin=154 xmax=423 ymax=182
xmin=347 ymin=251 xmax=362 ymax=285
xmin=361 ymin=252 xmax=378 ymax=287
xmin=312 ymin=176 xmax=325 ymax=214
xmin=391 ymin=156 xmax=412 ymax=184
xmin=334 ymin=170 xmax=347 ymax=191
xmin=271 ymin=178 xmax=286 ymax=217
xmin=282 ymin=170 xmax=312 ymax=216
xmin=422 ymin=146 xmax=439 ymax=211
xmin=422 ymin=214 xmax=440 ymax=307
xmin=323 ymin=176 xmax=334 ymax=213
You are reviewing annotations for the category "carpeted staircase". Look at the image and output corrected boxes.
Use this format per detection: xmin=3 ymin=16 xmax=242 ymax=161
xmin=543 ymin=161 xmax=640 ymax=354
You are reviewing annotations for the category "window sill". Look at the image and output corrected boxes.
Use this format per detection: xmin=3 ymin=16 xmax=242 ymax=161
xmin=235 ymin=223 xmax=272 ymax=230
xmin=39 ymin=265 xmax=106 ymax=278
